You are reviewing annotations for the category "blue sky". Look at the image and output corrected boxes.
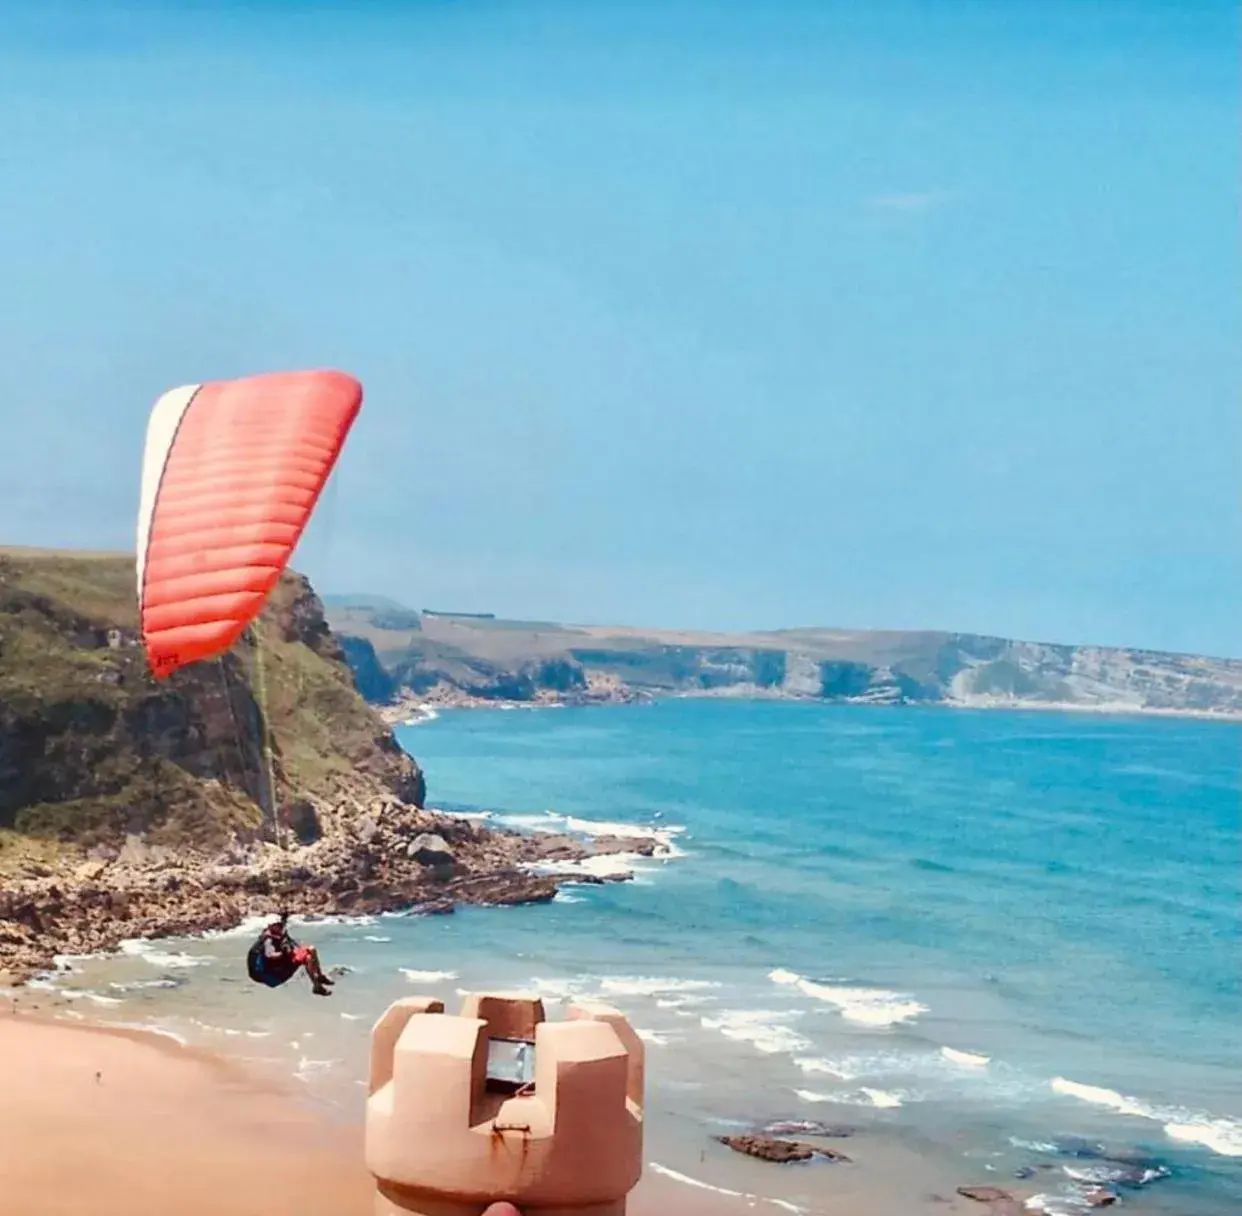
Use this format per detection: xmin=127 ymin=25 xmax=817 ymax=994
xmin=0 ymin=0 xmax=1236 ymax=654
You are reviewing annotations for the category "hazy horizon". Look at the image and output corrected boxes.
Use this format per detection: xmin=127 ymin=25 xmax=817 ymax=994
xmin=1 ymin=1 xmax=1236 ymax=656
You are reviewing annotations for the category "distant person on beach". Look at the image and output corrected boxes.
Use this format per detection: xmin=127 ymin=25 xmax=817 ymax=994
xmin=246 ymin=913 xmax=335 ymax=997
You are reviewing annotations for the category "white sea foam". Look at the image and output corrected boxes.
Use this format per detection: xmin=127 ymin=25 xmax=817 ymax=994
xmin=857 ymin=1086 xmax=905 ymax=1108
xmin=701 ymin=1009 xmax=811 ymax=1056
xmin=51 ymin=953 xmax=93 ymax=972
xmin=600 ymin=976 xmax=720 ymax=999
xmin=1009 ymin=1137 xmax=1060 ymax=1154
xmin=794 ymin=1057 xmax=856 ymax=1080
xmin=654 ymin=993 xmax=714 ymax=1012
xmin=506 ymin=808 xmax=687 ymax=884
xmin=941 ymin=1046 xmax=991 ymax=1068
xmin=109 ymin=978 xmax=181 ymax=993
xmin=1164 ymin=1118 xmax=1242 ymax=1158
xmin=529 ymin=977 xmax=576 ymax=999
xmin=294 ymin=1056 xmax=339 ymax=1082
xmin=530 ymin=854 xmax=638 ymax=881
xmin=431 ymin=807 xmax=494 ymax=822
xmin=1051 ymin=1076 xmax=1242 ymax=1158
xmin=400 ymin=968 xmax=458 ymax=983
xmin=40 ymin=986 xmax=127 ymax=1007
xmin=636 ymin=1029 xmax=670 ymax=1046
xmin=200 ymin=915 xmax=272 ymax=940
xmin=794 ymin=1088 xmax=834 ymax=1103
xmin=1051 ymin=1076 xmax=1148 ymax=1117
xmin=107 ymin=1022 xmax=189 ymax=1047
xmin=118 ymin=940 xmax=213 ymax=968
xmin=502 ymin=808 xmax=686 ymax=858
xmin=364 ymin=935 xmax=392 ymax=943
xmin=498 ymin=812 xmax=565 ymax=833
xmin=648 ymin=1162 xmax=807 ymax=1213
xmin=81 ymin=991 xmax=125 ymax=1007
xmin=795 ymin=1047 xmax=1011 ymax=1098
xmin=340 ymin=1012 xmax=365 ymax=1021
xmin=649 ymin=1162 xmax=745 ymax=1197
xmin=770 ymin=969 xmax=927 ymax=1027
xmin=1025 ymin=1195 xmax=1095 ymax=1215
xmin=795 ymin=1085 xmax=908 ymax=1109
xmin=199 ymin=911 xmax=378 ymax=940
xmin=562 ymin=815 xmax=687 ymax=858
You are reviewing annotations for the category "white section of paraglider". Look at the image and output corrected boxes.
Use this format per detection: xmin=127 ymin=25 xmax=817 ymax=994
xmin=135 ymin=382 xmax=201 ymax=603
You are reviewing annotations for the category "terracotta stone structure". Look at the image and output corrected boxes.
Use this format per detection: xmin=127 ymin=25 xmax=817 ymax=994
xmin=366 ymin=991 xmax=645 ymax=1215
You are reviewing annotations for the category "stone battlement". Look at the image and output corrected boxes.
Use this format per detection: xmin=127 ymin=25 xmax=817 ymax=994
xmin=366 ymin=992 xmax=644 ymax=1216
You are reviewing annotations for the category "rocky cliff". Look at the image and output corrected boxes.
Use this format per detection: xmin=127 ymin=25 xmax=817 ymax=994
xmin=0 ymin=550 xmax=423 ymax=856
xmin=0 ymin=550 xmax=641 ymax=983
xmin=328 ymin=601 xmax=1242 ymax=719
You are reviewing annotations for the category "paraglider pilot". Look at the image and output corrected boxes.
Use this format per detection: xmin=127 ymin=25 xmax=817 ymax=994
xmin=247 ymin=912 xmax=334 ymax=997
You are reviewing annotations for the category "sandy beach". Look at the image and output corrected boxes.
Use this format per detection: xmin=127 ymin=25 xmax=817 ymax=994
xmin=0 ymin=1015 xmax=374 ymax=1216
xmin=0 ymin=1013 xmax=740 ymax=1216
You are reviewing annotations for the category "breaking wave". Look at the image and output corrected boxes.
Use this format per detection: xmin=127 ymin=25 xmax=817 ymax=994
xmin=700 ymin=1008 xmax=811 ymax=1056
xmin=795 ymin=1086 xmax=909 ymax=1109
xmin=1051 ymin=1076 xmax=1242 ymax=1158
xmin=770 ymin=968 xmax=927 ymax=1027
xmin=119 ymin=940 xmax=213 ymax=968
xmin=600 ymin=976 xmax=720 ymax=999
xmin=400 ymin=968 xmax=458 ymax=983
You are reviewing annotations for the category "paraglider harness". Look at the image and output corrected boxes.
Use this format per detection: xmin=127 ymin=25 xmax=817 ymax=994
xmin=246 ymin=914 xmax=297 ymax=987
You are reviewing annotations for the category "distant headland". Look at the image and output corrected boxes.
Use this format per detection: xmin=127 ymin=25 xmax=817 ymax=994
xmin=323 ymin=595 xmax=1242 ymax=722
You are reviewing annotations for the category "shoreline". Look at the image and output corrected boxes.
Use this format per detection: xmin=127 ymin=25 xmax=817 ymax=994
xmin=9 ymin=1000 xmax=1195 ymax=1216
xmin=0 ymin=802 xmax=670 ymax=987
xmin=381 ymin=689 xmax=1242 ymax=726
xmin=0 ymin=1007 xmax=799 ymax=1216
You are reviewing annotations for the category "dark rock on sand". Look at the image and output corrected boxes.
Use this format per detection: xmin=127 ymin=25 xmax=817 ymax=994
xmin=716 ymin=1135 xmax=850 ymax=1164
xmin=957 ymin=1186 xmax=1015 ymax=1203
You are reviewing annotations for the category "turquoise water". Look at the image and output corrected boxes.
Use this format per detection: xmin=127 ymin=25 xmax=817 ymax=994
xmin=51 ymin=701 xmax=1241 ymax=1214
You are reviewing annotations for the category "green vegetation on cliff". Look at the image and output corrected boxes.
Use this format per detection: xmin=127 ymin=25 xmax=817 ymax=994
xmin=0 ymin=548 xmax=423 ymax=869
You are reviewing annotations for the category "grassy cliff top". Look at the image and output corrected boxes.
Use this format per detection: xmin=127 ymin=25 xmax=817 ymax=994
xmin=0 ymin=548 xmax=422 ymax=870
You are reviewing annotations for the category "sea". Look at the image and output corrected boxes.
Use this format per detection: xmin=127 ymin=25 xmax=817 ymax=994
xmin=34 ymin=701 xmax=1242 ymax=1215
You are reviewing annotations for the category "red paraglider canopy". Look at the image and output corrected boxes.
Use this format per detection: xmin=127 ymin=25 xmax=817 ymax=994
xmin=136 ymin=369 xmax=362 ymax=679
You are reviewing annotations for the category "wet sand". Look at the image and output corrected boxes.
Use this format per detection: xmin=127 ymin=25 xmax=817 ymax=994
xmin=0 ymin=1014 xmax=741 ymax=1216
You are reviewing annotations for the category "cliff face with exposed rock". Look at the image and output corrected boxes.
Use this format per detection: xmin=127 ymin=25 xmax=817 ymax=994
xmin=0 ymin=551 xmax=423 ymax=858
xmin=326 ymin=598 xmax=1242 ymax=720
xmin=0 ymin=550 xmax=644 ymax=983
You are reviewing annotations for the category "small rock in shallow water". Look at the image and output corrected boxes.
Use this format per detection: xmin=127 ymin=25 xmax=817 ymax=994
xmin=1082 ymin=1188 xmax=1118 ymax=1207
xmin=716 ymin=1134 xmax=850 ymax=1164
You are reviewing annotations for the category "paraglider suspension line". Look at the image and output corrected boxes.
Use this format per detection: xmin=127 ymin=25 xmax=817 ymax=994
xmin=249 ymin=622 xmax=282 ymax=848
xmin=216 ymin=657 xmax=250 ymax=797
